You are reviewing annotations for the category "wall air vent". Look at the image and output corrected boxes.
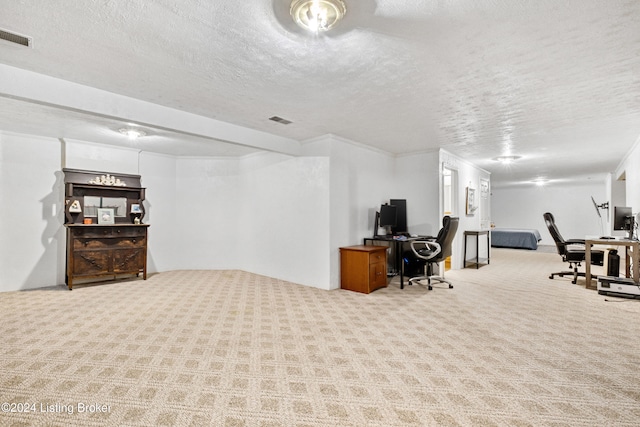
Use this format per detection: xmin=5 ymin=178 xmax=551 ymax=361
xmin=0 ymin=28 xmax=32 ymax=47
xmin=269 ymin=116 xmax=293 ymax=125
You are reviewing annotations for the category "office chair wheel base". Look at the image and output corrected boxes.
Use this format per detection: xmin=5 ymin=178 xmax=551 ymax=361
xmin=449 ymin=284 xmax=453 ymax=289
xmin=428 ymin=285 xmax=433 ymax=290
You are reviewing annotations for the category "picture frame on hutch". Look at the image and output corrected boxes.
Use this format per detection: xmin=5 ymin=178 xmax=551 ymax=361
xmin=97 ymin=208 xmax=115 ymax=224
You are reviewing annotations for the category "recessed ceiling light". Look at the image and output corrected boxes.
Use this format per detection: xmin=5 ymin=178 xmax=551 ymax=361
xmin=492 ymin=155 xmax=521 ymax=164
xmin=290 ymin=0 xmax=347 ymax=33
xmin=119 ymin=128 xmax=147 ymax=140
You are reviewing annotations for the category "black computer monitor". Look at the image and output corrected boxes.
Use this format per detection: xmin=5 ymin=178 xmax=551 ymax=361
xmin=379 ymin=204 xmax=397 ymax=228
xmin=613 ymin=206 xmax=633 ymax=238
xmin=389 ymin=199 xmax=407 ymax=234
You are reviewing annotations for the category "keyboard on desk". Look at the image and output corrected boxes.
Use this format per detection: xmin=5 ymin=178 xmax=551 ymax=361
xmin=371 ymin=234 xmax=434 ymax=241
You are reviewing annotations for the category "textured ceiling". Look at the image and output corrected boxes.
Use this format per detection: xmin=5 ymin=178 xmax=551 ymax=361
xmin=0 ymin=0 xmax=639 ymax=186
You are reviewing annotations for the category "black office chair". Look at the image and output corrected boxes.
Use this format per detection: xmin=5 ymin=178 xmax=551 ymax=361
xmin=402 ymin=216 xmax=459 ymax=290
xmin=543 ymin=212 xmax=604 ymax=284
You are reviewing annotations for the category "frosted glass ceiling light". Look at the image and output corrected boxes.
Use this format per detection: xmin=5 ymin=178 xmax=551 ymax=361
xmin=492 ymin=155 xmax=521 ymax=164
xmin=119 ymin=128 xmax=146 ymax=140
xmin=291 ymin=0 xmax=346 ymax=32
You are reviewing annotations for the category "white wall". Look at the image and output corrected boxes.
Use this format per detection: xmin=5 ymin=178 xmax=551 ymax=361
xmin=607 ymin=173 xmax=625 ymax=237
xmin=491 ymin=181 xmax=607 ymax=245
xmin=64 ymin=139 xmax=140 ymax=174
xmin=395 ymin=151 xmax=441 ymax=237
xmin=174 ymin=156 xmax=243 ymax=270
xmin=303 ymin=135 xmax=396 ymax=289
xmin=239 ymin=152 xmax=331 ymax=288
xmin=0 ymin=132 xmax=65 ymax=291
xmin=171 ymin=153 xmax=331 ymax=288
xmin=140 ymin=152 xmax=179 ymax=272
xmin=616 ymin=138 xmax=640 ymax=210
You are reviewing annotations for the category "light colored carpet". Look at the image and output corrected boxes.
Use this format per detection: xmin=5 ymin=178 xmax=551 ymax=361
xmin=1 ymin=249 xmax=639 ymax=426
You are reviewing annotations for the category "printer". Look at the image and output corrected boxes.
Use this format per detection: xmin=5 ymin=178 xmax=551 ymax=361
xmin=597 ymin=276 xmax=640 ymax=299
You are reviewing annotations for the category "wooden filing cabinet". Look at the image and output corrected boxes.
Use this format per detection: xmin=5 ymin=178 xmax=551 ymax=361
xmin=339 ymin=245 xmax=388 ymax=294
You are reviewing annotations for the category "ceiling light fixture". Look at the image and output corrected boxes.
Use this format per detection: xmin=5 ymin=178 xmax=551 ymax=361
xmin=119 ymin=128 xmax=147 ymax=140
xmin=492 ymin=155 xmax=521 ymax=164
xmin=290 ymin=0 xmax=347 ymax=33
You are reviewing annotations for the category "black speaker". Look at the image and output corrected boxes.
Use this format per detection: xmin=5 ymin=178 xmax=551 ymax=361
xmin=607 ymin=249 xmax=620 ymax=277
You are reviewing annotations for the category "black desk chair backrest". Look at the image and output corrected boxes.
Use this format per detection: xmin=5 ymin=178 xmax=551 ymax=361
xmin=544 ymin=212 xmax=568 ymax=256
xmin=434 ymin=215 xmax=459 ymax=261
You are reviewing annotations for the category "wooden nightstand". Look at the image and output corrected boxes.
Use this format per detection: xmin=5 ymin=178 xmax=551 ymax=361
xmin=339 ymin=245 xmax=388 ymax=294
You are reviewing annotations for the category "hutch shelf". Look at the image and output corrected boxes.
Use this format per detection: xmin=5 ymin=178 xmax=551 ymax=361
xmin=63 ymin=168 xmax=149 ymax=290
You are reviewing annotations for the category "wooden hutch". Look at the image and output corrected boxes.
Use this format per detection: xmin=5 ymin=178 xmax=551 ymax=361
xmin=63 ymin=168 xmax=149 ymax=290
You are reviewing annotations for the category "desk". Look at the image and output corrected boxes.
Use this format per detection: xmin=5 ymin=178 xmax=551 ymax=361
xmin=585 ymin=238 xmax=639 ymax=290
xmin=364 ymin=235 xmax=428 ymax=289
xmin=464 ymin=230 xmax=490 ymax=269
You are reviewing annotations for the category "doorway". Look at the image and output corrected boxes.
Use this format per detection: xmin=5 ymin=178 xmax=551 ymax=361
xmin=442 ymin=165 xmax=458 ymax=270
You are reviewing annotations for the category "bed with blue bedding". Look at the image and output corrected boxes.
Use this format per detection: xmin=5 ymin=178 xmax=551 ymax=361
xmin=491 ymin=228 xmax=542 ymax=250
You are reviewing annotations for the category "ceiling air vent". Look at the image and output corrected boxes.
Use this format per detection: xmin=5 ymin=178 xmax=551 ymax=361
xmin=269 ymin=116 xmax=293 ymax=125
xmin=0 ymin=28 xmax=32 ymax=47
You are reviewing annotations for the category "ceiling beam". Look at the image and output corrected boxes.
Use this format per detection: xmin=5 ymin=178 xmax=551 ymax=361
xmin=0 ymin=63 xmax=301 ymax=156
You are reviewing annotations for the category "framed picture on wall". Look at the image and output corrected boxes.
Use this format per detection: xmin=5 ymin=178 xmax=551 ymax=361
xmin=480 ymin=179 xmax=489 ymax=199
xmin=480 ymin=178 xmax=490 ymax=229
xmin=97 ymin=208 xmax=115 ymax=224
xmin=466 ymin=187 xmax=478 ymax=215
